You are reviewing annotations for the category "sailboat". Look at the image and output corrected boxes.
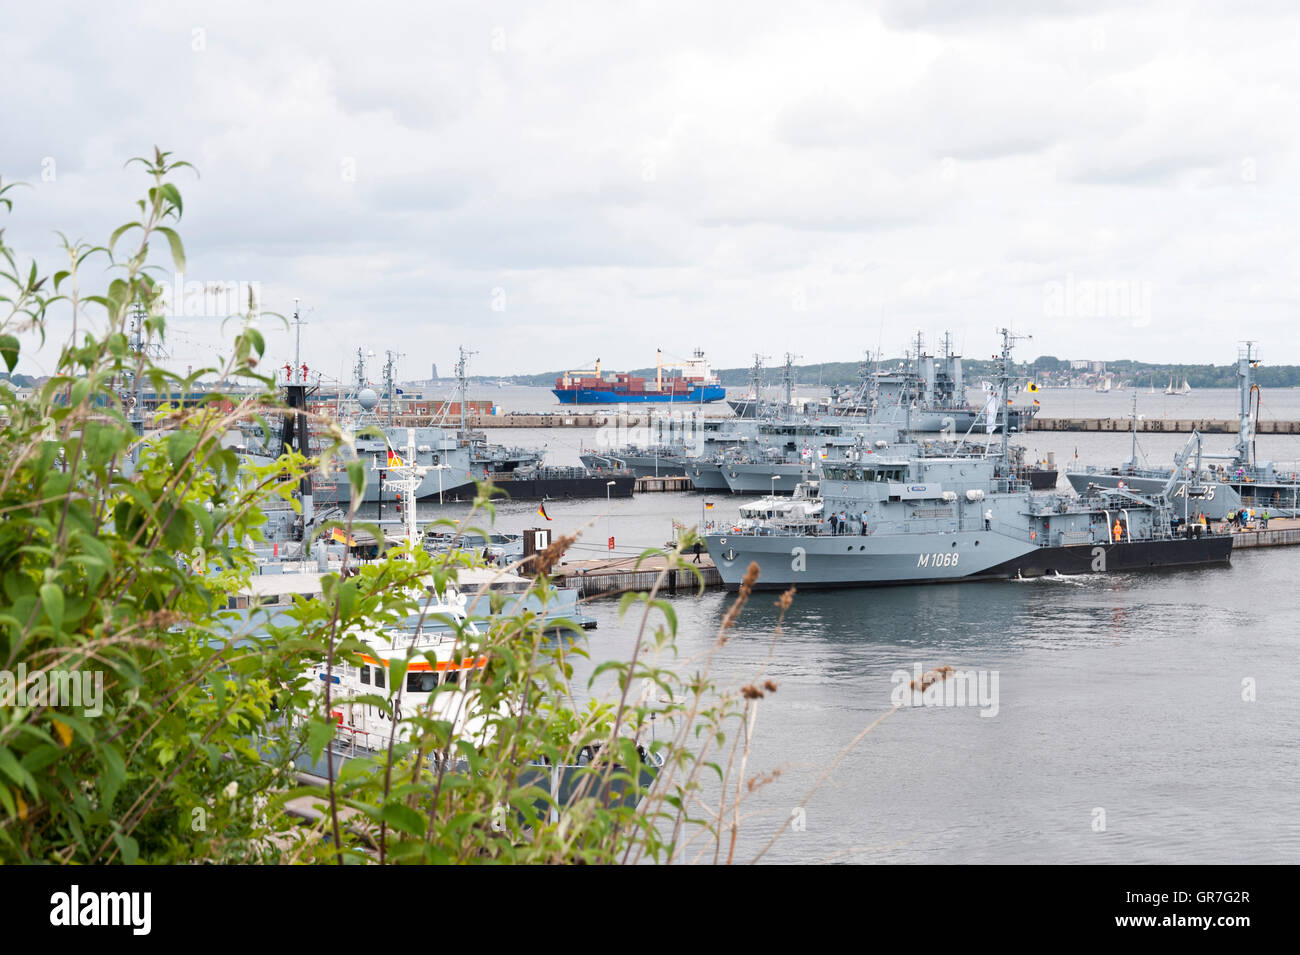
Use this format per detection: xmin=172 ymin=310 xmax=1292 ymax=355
xmin=1181 ymin=377 xmax=1192 ymax=395
xmin=1164 ymin=374 xmax=1179 ymax=396
xmin=1148 ymin=378 xmax=1156 ymax=395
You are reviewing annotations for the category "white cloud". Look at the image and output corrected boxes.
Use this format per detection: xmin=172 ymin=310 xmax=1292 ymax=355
xmin=3 ymin=0 xmax=1300 ymax=382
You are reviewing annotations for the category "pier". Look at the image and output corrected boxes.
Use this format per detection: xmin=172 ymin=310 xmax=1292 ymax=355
xmin=1223 ymin=517 xmax=1300 ymax=549
xmin=360 ymin=411 xmax=734 ymax=429
xmin=633 ymin=475 xmax=695 ymax=493
xmin=1027 ymin=417 xmax=1300 ymax=434
xmin=553 ymin=553 xmax=722 ymax=596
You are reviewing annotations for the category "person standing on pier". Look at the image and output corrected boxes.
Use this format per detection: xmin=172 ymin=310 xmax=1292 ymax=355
xmin=692 ymin=540 xmax=702 ymax=564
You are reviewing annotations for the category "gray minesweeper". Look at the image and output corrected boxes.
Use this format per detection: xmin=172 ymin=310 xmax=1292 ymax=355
xmin=1065 ymin=342 xmax=1300 ymax=518
xmin=707 ymin=329 xmax=1232 ymax=590
xmin=587 ymin=332 xmax=1043 ymax=493
xmin=312 ymin=346 xmax=543 ymax=503
xmin=727 ymin=335 xmax=1039 ymax=432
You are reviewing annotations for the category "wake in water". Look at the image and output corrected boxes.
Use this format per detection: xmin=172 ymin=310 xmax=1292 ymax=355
xmin=1012 ymin=570 xmax=1091 ymax=586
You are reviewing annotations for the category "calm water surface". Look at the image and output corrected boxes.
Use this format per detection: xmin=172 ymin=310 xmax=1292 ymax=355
xmin=576 ymin=552 xmax=1300 ymax=864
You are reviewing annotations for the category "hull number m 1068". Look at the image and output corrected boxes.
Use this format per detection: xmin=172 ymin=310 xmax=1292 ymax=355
xmin=917 ymin=552 xmax=959 ymax=568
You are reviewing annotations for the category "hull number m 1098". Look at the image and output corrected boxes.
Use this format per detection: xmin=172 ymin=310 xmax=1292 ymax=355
xmin=917 ymin=552 xmax=959 ymax=568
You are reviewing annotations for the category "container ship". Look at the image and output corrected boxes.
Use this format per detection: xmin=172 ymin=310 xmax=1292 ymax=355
xmin=553 ymin=348 xmax=726 ymax=404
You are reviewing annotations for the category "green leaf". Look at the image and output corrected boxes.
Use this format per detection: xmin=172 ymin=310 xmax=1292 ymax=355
xmin=307 ymin=719 xmax=336 ymax=763
xmin=108 ymin=221 xmax=141 ymax=254
xmin=0 ymin=747 xmax=37 ymax=795
xmin=160 ymin=182 xmax=183 ymax=218
xmin=113 ymin=831 xmax=140 ymax=865
xmin=337 ymin=580 xmax=357 ymax=620
xmin=388 ymin=657 xmax=408 ymax=691
xmin=0 ymin=334 xmax=17 ymax=373
xmin=380 ymin=801 xmax=426 ymax=837
xmin=346 ymin=460 xmax=367 ymax=500
xmin=156 ymin=226 xmax=186 ymax=271
xmin=338 ymin=756 xmax=376 ymax=783
xmin=101 ymin=745 xmax=125 ymax=806
xmin=617 ymin=591 xmax=641 ymax=621
xmin=167 ymin=431 xmax=199 ymax=468
xmin=39 ymin=583 xmax=64 ymax=631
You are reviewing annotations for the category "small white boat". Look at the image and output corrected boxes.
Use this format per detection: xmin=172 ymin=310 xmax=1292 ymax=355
xmin=304 ymin=587 xmax=491 ymax=756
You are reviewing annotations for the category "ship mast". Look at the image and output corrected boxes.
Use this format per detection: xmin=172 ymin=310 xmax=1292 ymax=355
xmin=1236 ymin=341 xmax=1257 ymax=467
xmin=353 ymin=347 xmax=367 ymax=395
xmin=455 ymin=346 xmax=477 ymax=435
xmin=383 ymin=349 xmax=402 ymax=426
xmin=749 ymin=353 xmax=766 ymax=403
xmin=291 ymin=299 xmax=306 ymax=384
xmin=782 ymin=353 xmax=799 ymax=419
xmin=1127 ymin=390 xmax=1139 ymax=467
xmin=379 ymin=428 xmax=428 ymax=553
xmin=995 ymin=327 xmax=1031 ymax=467
xmin=281 ymin=299 xmax=314 ymax=538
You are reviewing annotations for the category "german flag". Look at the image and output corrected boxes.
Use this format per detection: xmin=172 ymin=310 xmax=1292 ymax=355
xmin=331 ymin=527 xmax=356 ymax=546
xmin=537 ymin=502 xmax=552 ymax=521
xmin=386 ymin=448 xmax=403 ymax=468
xmin=704 ymin=501 xmax=715 ymax=510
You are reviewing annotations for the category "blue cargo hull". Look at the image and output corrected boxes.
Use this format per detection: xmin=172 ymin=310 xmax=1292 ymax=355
xmin=553 ymin=385 xmax=726 ymax=404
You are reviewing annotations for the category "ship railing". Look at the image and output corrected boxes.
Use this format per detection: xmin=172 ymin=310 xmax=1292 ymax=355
xmin=990 ymin=520 xmax=1039 ymax=543
xmin=328 ymin=724 xmax=387 ymax=758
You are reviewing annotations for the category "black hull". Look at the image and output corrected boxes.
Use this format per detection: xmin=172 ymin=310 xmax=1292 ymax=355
xmin=493 ymin=475 xmax=636 ymax=500
xmin=730 ymin=536 xmax=1233 ymax=591
xmin=977 ymin=535 xmax=1233 ymax=581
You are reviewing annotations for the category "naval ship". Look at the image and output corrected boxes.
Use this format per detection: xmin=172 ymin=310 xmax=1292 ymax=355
xmin=1065 ymin=343 xmax=1300 ymax=518
xmin=707 ymin=329 xmax=1232 ymax=590
xmin=727 ymin=334 xmax=1040 ymax=433
xmin=313 ymin=347 xmax=543 ymax=504
xmin=589 ymin=332 xmax=1047 ymax=493
xmin=582 ymin=357 xmax=905 ymax=487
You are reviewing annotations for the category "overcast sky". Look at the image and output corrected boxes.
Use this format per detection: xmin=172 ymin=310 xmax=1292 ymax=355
xmin=3 ymin=1 xmax=1299 ymax=384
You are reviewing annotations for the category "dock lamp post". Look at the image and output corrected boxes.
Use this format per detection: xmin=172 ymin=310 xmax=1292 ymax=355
xmin=606 ymin=480 xmax=616 ymax=552
xmin=770 ymin=474 xmax=780 ymax=498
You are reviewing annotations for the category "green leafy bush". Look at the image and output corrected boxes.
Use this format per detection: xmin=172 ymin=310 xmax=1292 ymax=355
xmin=0 ymin=152 xmax=790 ymax=864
